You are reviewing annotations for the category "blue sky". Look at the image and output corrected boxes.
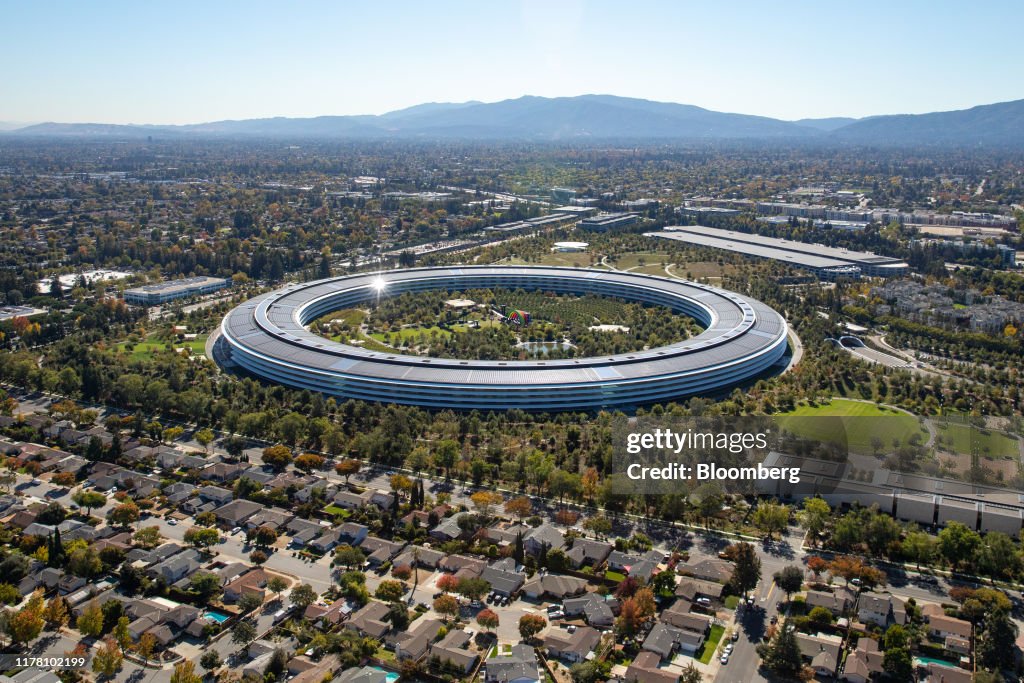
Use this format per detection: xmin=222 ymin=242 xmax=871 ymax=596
xmin=2 ymin=0 xmax=1022 ymax=125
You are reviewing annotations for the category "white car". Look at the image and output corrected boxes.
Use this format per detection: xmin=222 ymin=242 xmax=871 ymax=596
xmin=167 ymin=519 xmax=178 ymax=526
xmin=720 ymin=655 xmax=729 ymax=665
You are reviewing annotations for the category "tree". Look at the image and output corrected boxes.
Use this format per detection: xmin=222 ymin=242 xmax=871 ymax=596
xmin=253 ymin=525 xmax=278 ymax=548
xmin=978 ymin=607 xmax=1017 ymax=671
xmin=290 ymin=583 xmax=318 ymax=610
xmin=798 ymin=498 xmax=830 ymax=545
xmin=231 ymin=620 xmax=257 ymax=648
xmin=582 ymin=514 xmax=612 ymax=538
xmin=902 ymin=529 xmax=936 ymax=570
xmin=752 ymin=502 xmax=789 ymax=539
xmin=731 ymin=542 xmax=762 ymax=598
xmin=757 ymin=626 xmax=803 ymax=678
xmin=133 ymin=525 xmax=163 ymax=549
xmin=883 ymin=647 xmax=913 ymax=681
xmin=387 ymin=603 xmax=410 ymax=630
xmin=238 ymin=592 xmax=264 ymax=614
xmin=773 ymin=566 xmax=804 ymax=601
xmin=44 ymin=596 xmax=69 ymax=628
xmin=113 ymin=615 xmax=132 ymax=652
xmin=295 ymin=453 xmax=325 ymax=473
xmin=267 ymin=576 xmax=289 ymax=602
xmin=68 ymin=546 xmax=102 ymax=578
xmin=808 ymin=606 xmax=834 ymax=626
xmin=335 ymin=459 xmax=361 ymax=482
xmin=7 ymin=591 xmax=45 ymax=644
xmin=477 ymin=608 xmax=499 ymax=632
xmin=518 ymin=614 xmax=546 ymax=641
xmin=195 ymin=428 xmax=215 ymax=452
xmin=184 ymin=526 xmax=221 ymax=549
xmin=456 ymin=577 xmax=490 ymax=601
xmin=938 ymin=521 xmax=981 ymax=571
xmin=200 ymin=649 xmax=222 ymax=672
xmin=375 ymin=580 xmax=406 ymax=603
xmin=504 ymin=496 xmax=533 ymax=520
xmin=71 ymin=490 xmax=106 ymax=515
xmin=679 ymin=662 xmax=702 ymax=683
xmin=865 ymin=513 xmax=901 ymax=557
xmin=249 ymin=549 xmax=268 ymax=565
xmin=92 ymin=637 xmax=123 ymax=679
xmin=106 ymin=500 xmax=140 ymax=528
xmin=76 ymin=598 xmax=105 ymax=638
xmin=190 ymin=572 xmax=223 ymax=601
xmin=436 ymin=574 xmax=460 ymax=593
xmin=170 ymin=660 xmax=202 ymax=683
xmin=882 ymin=624 xmax=908 ymax=651
xmin=615 ymin=597 xmax=642 ymax=637
xmin=470 ymin=490 xmax=504 ymax=518
xmin=806 ymin=555 xmax=829 ymax=581
xmin=334 ymin=544 xmax=366 ymax=570
xmin=691 ymin=482 xmax=724 ymax=528
xmin=433 ymin=594 xmax=460 ymax=622
xmin=136 ymin=632 xmax=156 ymax=664
xmin=977 ymin=531 xmax=1021 ymax=582
xmin=261 ymin=444 xmax=293 ymax=471
xmin=195 ymin=510 xmax=217 ymax=527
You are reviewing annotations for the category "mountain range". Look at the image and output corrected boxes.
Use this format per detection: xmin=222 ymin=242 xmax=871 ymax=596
xmin=7 ymin=94 xmax=1024 ymax=146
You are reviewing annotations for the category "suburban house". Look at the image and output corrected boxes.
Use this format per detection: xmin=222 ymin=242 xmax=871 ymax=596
xmin=624 ymin=651 xmax=680 ymax=683
xmin=563 ymin=592 xmax=615 ymax=628
xmin=544 ymin=625 xmax=602 ymax=663
xmin=659 ymin=602 xmax=712 ymax=634
xmin=523 ymin=524 xmax=566 ymax=555
xmin=484 ymin=644 xmax=541 ymax=683
xmin=481 ymin=558 xmax=525 ymax=597
xmin=857 ymin=592 xmax=907 ymax=628
xmin=805 ymin=588 xmax=854 ymax=616
xmin=565 ymin=538 xmax=612 ymax=569
xmin=393 ymin=618 xmax=444 ymax=661
xmin=345 ymin=601 xmax=391 ymax=639
xmin=796 ymin=632 xmax=843 ymax=678
xmin=674 ymin=578 xmax=725 ymax=603
xmin=213 ymin=499 xmax=264 ymax=529
xmin=681 ymin=558 xmax=733 ymax=584
xmin=222 ymin=568 xmax=270 ymax=603
xmin=429 ymin=629 xmax=479 ymax=674
xmin=842 ymin=637 xmax=884 ymax=683
xmin=521 ymin=573 xmax=588 ymax=601
xmin=642 ymin=623 xmax=703 ymax=659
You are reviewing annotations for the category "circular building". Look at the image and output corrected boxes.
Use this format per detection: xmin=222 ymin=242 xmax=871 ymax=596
xmin=218 ymin=266 xmax=788 ymax=411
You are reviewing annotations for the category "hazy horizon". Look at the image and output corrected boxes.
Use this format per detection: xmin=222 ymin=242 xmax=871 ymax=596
xmin=3 ymin=0 xmax=1023 ymax=125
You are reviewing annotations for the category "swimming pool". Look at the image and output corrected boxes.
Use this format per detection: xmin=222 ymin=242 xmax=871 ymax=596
xmin=914 ymin=655 xmax=957 ymax=667
xmin=370 ymin=667 xmax=399 ymax=683
xmin=204 ymin=610 xmax=230 ymax=624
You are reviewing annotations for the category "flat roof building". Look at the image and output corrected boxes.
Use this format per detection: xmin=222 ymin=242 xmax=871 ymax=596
xmin=579 ymin=213 xmax=639 ymax=232
xmin=649 ymin=226 xmax=909 ymax=278
xmin=124 ymin=276 xmax=230 ymax=306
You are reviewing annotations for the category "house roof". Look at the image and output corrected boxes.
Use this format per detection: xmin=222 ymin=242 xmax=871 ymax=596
xmin=486 ymin=644 xmax=539 ymax=683
xmin=928 ymin=614 xmax=972 ymax=638
xmin=624 ymin=651 xmax=679 ymax=683
xmin=544 ymin=625 xmax=601 ymax=659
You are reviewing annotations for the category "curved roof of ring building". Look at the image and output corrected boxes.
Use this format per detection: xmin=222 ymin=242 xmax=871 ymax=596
xmin=218 ymin=266 xmax=789 ymax=411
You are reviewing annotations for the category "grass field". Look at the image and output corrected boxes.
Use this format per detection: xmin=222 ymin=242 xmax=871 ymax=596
xmin=775 ymin=399 xmax=928 ymax=455
xmin=369 ymin=325 xmax=452 ymax=343
xmin=697 ymin=624 xmax=726 ymax=664
xmin=604 ymin=570 xmax=626 ymax=583
xmin=117 ymin=335 xmax=207 ymax=360
xmin=497 ymin=253 xmax=599 ymax=268
xmin=934 ymin=422 xmax=1019 ymax=459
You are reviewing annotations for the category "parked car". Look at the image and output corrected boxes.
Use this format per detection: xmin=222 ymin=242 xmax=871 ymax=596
xmin=731 ymin=631 xmax=740 ymax=642
xmin=696 ymin=597 xmax=712 ymax=608
xmin=720 ymin=655 xmax=729 ymax=665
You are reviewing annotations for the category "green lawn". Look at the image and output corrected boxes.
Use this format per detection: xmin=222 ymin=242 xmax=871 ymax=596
xmin=724 ymin=595 xmax=740 ymax=610
xmin=322 ymin=504 xmax=349 ymax=517
xmin=697 ymin=624 xmax=726 ymax=664
xmin=775 ymin=399 xmax=928 ymax=455
xmin=604 ymin=570 xmax=626 ymax=582
xmin=117 ymin=335 xmax=208 ymax=360
xmin=934 ymin=421 xmax=1019 ymax=459
xmin=369 ymin=325 xmax=452 ymax=343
